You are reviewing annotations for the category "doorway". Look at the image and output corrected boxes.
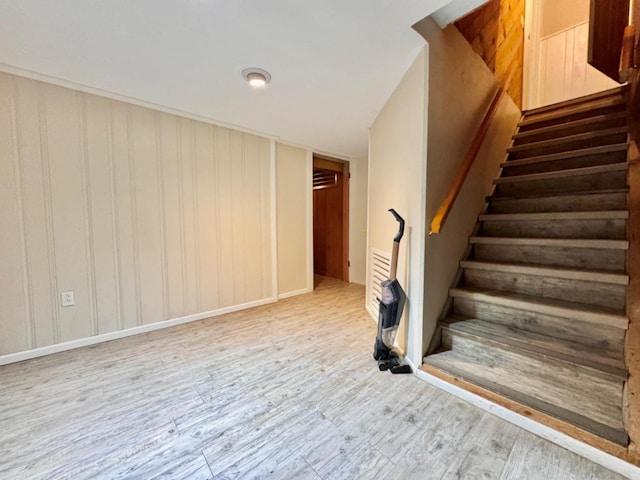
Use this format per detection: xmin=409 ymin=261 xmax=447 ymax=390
xmin=312 ymin=156 xmax=349 ymax=282
xmin=523 ymin=0 xmax=619 ymax=109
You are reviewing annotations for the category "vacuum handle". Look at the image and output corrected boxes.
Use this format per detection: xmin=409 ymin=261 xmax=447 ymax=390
xmin=389 ymin=208 xmax=405 ymax=242
xmin=388 ymin=209 xmax=405 ymax=280
xmin=390 ymin=242 xmax=400 ymax=280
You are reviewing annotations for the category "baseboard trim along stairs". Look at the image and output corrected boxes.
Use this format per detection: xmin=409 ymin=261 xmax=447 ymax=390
xmin=422 ymin=86 xmax=634 ymax=460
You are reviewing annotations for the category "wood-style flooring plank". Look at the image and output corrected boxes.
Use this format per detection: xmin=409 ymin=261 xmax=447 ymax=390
xmin=0 ymin=276 xmax=628 ymax=480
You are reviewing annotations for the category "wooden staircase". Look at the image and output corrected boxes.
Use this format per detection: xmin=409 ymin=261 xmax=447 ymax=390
xmin=423 ymin=86 xmax=630 ymax=446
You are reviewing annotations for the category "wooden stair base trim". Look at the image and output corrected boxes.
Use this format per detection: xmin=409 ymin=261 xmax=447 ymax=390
xmin=419 ymin=364 xmax=638 ymax=466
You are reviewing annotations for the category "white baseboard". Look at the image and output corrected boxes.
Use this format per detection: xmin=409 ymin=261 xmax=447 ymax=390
xmin=409 ymin=362 xmax=640 ymax=479
xmin=278 ymin=286 xmax=313 ymax=300
xmin=0 ymin=297 xmax=276 ymax=366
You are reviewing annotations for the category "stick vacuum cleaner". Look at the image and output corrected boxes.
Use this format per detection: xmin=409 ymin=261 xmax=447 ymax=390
xmin=373 ymin=209 xmax=412 ymax=374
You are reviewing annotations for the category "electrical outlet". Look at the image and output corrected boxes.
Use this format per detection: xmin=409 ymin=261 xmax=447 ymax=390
xmin=61 ymin=291 xmax=75 ymax=307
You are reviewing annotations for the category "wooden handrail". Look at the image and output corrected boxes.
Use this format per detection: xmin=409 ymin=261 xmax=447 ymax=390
xmin=619 ymin=24 xmax=636 ymax=83
xmin=429 ymin=86 xmax=505 ymax=235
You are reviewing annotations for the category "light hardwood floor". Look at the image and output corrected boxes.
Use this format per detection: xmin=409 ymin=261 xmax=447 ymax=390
xmin=0 ymin=276 xmax=628 ymax=479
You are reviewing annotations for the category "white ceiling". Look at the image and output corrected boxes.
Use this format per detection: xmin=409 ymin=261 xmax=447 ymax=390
xmin=0 ymin=0 xmax=458 ymax=159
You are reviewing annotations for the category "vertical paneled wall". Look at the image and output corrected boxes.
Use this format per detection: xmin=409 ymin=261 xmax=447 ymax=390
xmin=538 ymin=22 xmax=618 ymax=106
xmin=0 ymin=72 xmax=274 ymax=357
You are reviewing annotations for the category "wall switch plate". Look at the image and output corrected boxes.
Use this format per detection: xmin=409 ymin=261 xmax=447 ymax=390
xmin=61 ymin=291 xmax=75 ymax=307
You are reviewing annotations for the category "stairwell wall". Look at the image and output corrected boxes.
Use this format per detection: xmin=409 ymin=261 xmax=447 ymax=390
xmin=414 ymin=18 xmax=521 ymax=355
xmin=368 ymin=47 xmax=429 ymax=364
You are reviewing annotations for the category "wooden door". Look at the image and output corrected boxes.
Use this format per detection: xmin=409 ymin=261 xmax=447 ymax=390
xmin=588 ymin=0 xmax=630 ymax=82
xmin=313 ymin=156 xmax=349 ymax=281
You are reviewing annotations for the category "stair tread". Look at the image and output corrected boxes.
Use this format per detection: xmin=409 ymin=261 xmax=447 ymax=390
xmin=507 ymin=127 xmax=628 ymax=153
xmin=489 ymin=187 xmax=629 ymax=202
xmin=494 ymin=162 xmax=628 ymax=184
xmin=513 ymin=111 xmax=628 ymax=140
xmin=522 ymin=87 xmax=626 ymax=116
xmin=433 ymin=87 xmax=631 ymax=448
xmin=479 ymin=210 xmax=628 ymax=222
xmin=519 ymin=97 xmax=626 ymax=128
xmin=440 ymin=317 xmax=627 ymax=379
xmin=500 ymin=144 xmax=628 ymax=169
xmin=470 ymin=236 xmax=629 ymax=249
xmin=422 ymin=353 xmax=628 ymax=445
xmin=459 ymin=260 xmax=629 ymax=285
xmin=449 ymin=287 xmax=628 ymax=328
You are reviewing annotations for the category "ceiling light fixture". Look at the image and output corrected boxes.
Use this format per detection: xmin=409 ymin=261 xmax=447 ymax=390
xmin=242 ymin=68 xmax=271 ymax=87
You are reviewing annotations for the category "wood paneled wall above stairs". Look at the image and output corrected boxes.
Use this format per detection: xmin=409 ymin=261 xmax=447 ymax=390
xmin=455 ymin=0 xmax=525 ymax=109
xmin=423 ymin=86 xmax=639 ymax=464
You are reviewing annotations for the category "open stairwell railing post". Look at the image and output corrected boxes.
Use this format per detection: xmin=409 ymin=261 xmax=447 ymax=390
xmin=429 ymin=86 xmax=506 ymax=235
xmin=619 ymin=1 xmax=637 ymax=83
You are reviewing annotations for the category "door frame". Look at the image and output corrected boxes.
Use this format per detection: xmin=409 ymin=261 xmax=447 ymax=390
xmin=312 ymin=155 xmax=350 ymax=282
xmin=523 ymin=0 xmax=542 ymax=110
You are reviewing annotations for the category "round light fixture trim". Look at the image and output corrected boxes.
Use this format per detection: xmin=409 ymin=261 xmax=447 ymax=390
xmin=242 ymin=68 xmax=271 ymax=87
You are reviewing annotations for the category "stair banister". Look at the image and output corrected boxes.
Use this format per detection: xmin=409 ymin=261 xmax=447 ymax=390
xmin=429 ymin=86 xmax=505 ymax=235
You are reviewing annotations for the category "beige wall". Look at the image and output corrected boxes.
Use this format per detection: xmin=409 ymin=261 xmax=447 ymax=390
xmin=368 ymin=47 xmax=428 ymax=363
xmin=0 ymin=72 xmax=275 ymax=360
xmin=275 ymin=143 xmax=367 ymax=290
xmin=367 ymin=21 xmax=518 ymax=363
xmin=416 ymin=19 xmax=521 ymax=354
xmin=540 ymin=0 xmax=590 ymax=38
xmin=349 ymin=157 xmax=368 ymax=285
xmin=275 ymin=143 xmax=312 ymax=297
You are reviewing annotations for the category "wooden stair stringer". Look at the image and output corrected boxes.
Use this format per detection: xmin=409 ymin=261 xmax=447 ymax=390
xmin=420 ymin=361 xmax=630 ymax=448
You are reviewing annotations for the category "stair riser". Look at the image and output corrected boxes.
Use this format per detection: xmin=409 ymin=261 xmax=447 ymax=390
xmin=452 ymin=297 xmax=626 ymax=351
xmin=513 ymin=117 xmax=627 ymax=145
xmin=437 ymin=333 xmax=624 ymax=431
xmin=502 ymin=151 xmax=627 ymax=177
xmin=441 ymin=318 xmax=626 ymax=376
xmin=508 ymin=133 xmax=627 ymax=160
xmin=519 ymin=104 xmax=626 ymax=131
xmin=495 ymin=171 xmax=627 ymax=197
xmin=480 ymin=218 xmax=626 ymax=240
xmin=462 ymin=269 xmax=626 ymax=310
xmin=473 ymin=244 xmax=626 ymax=272
xmin=523 ymin=89 xmax=623 ymax=117
xmin=489 ymin=192 xmax=627 ymax=213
